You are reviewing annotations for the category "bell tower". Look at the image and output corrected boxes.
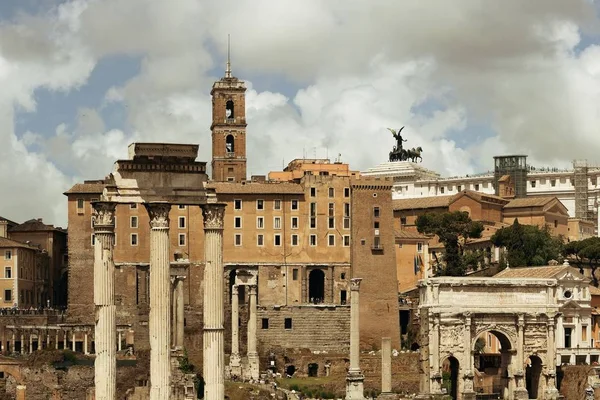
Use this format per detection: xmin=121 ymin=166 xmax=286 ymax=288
xmin=211 ymin=36 xmax=247 ymax=182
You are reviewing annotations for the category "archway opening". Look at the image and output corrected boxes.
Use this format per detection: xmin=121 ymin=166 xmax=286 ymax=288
xmin=308 ymin=363 xmax=319 ymax=377
xmin=226 ymin=100 xmax=234 ymax=119
xmin=285 ymin=365 xmax=296 ymax=377
xmin=442 ymin=356 xmax=459 ymax=399
xmin=225 ymin=134 xmax=235 ymax=153
xmin=474 ymin=330 xmax=512 ymax=398
xmin=308 ymin=269 xmax=325 ymax=304
xmin=526 ymin=355 xmax=543 ymax=399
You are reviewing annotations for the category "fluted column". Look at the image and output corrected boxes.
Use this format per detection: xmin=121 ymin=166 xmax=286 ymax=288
xmin=514 ymin=314 xmax=528 ymax=399
xmin=247 ymin=284 xmax=259 ymax=380
xmin=229 ymin=284 xmax=241 ymax=376
xmin=346 ymin=278 xmax=364 ymax=400
xmin=171 ymin=277 xmax=177 ymax=348
xmin=92 ymin=201 xmax=117 ymax=400
xmin=176 ymin=277 xmax=185 ymax=348
xmin=145 ymin=202 xmax=172 ymax=400
xmin=546 ymin=315 xmax=559 ymax=399
xmin=202 ymin=203 xmax=226 ymax=400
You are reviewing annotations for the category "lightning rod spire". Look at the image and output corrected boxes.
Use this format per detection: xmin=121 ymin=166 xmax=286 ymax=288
xmin=225 ymin=34 xmax=232 ymax=78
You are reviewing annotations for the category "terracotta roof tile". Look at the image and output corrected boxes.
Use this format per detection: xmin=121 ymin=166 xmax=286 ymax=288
xmin=393 ymin=196 xmax=454 ymax=211
xmin=494 ymin=265 xmax=579 ymax=279
xmin=64 ymin=182 xmax=106 ymax=195
xmin=0 ymin=237 xmax=39 ymax=250
xmin=9 ymin=219 xmax=58 ymax=232
xmin=503 ymin=197 xmax=555 ymax=209
xmin=589 ymin=286 xmax=600 ymax=296
xmin=395 ymin=230 xmax=429 ymax=240
xmin=207 ymin=182 xmax=304 ymax=195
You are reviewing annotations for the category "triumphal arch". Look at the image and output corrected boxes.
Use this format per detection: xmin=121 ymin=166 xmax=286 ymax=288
xmin=418 ymin=276 xmax=561 ymax=400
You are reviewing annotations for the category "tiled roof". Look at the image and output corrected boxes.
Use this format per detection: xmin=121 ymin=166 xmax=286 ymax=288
xmin=494 ymin=265 xmax=577 ymax=279
xmin=64 ymin=182 xmax=105 ymax=195
xmin=504 ymin=197 xmax=555 ymax=209
xmin=393 ymin=196 xmax=454 ymax=211
xmin=9 ymin=219 xmax=56 ymax=232
xmin=460 ymin=190 xmax=509 ymax=204
xmin=207 ymin=182 xmax=304 ymax=195
xmin=0 ymin=237 xmax=38 ymax=250
xmin=589 ymin=285 xmax=600 ymax=296
xmin=0 ymin=216 xmax=18 ymax=225
xmin=395 ymin=230 xmax=429 ymax=240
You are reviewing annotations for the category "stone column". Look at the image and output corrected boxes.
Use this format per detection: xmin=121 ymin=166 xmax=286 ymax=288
xmin=46 ymin=331 xmax=50 ymax=349
xmin=55 ymin=330 xmax=59 ymax=349
xmin=92 ymin=201 xmax=117 ymax=400
xmin=84 ymin=333 xmax=89 ymax=355
xmin=246 ymin=284 xmax=260 ymax=380
xmin=346 ymin=278 xmax=364 ymax=400
xmin=72 ymin=332 xmax=76 ymax=352
xmin=16 ymin=385 xmax=26 ymax=400
xmin=11 ymin=331 xmax=15 ymax=354
xmin=29 ymin=332 xmax=33 ymax=353
xmin=118 ymin=331 xmax=123 ymax=351
xmin=546 ymin=316 xmax=559 ymax=399
xmin=202 ymin=203 xmax=226 ymax=400
xmin=21 ymin=332 xmax=24 ymax=355
xmin=171 ymin=277 xmax=177 ymax=348
xmin=462 ymin=314 xmax=475 ymax=400
xmin=145 ymin=202 xmax=172 ymax=400
xmin=381 ymin=337 xmax=392 ymax=394
xmin=229 ymin=284 xmax=241 ymax=377
xmin=63 ymin=330 xmax=68 ymax=350
xmin=176 ymin=277 xmax=185 ymax=348
xmin=514 ymin=314 xmax=528 ymax=400
xmin=430 ymin=314 xmax=442 ymax=393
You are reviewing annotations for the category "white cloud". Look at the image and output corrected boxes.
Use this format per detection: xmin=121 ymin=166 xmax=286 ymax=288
xmin=1 ymin=0 xmax=600 ymax=227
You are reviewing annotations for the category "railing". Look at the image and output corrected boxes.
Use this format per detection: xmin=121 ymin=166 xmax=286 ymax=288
xmin=0 ymin=308 xmax=66 ymax=316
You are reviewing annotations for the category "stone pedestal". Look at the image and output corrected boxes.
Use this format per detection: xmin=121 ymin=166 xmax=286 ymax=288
xmin=246 ymin=284 xmax=260 ymax=380
xmin=145 ymin=202 xmax=172 ymax=400
xmin=92 ymin=201 xmax=117 ymax=400
xmin=346 ymin=278 xmax=364 ymax=400
xmin=202 ymin=204 xmax=226 ymax=400
xmin=513 ymin=371 xmax=529 ymax=400
xmin=228 ymin=284 xmax=241 ymax=378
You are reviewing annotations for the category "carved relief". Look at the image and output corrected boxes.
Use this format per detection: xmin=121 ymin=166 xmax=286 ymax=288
xmin=92 ymin=202 xmax=116 ymax=228
xmin=440 ymin=324 xmax=464 ymax=356
xmin=350 ymin=278 xmax=362 ymax=292
xmin=524 ymin=323 xmax=548 ymax=354
xmin=145 ymin=203 xmax=171 ymax=228
xmin=202 ymin=204 xmax=226 ymax=229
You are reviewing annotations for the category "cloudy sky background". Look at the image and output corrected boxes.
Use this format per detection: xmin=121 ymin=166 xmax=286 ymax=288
xmin=1 ymin=0 xmax=600 ymax=226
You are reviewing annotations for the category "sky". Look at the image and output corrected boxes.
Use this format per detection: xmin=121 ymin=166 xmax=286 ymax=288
xmin=1 ymin=0 xmax=600 ymax=227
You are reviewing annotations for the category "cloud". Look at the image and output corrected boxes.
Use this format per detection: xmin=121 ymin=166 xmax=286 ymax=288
xmin=1 ymin=0 xmax=600 ymax=227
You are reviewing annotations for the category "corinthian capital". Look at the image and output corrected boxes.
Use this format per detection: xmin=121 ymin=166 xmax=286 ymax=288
xmin=145 ymin=202 xmax=171 ymax=229
xmin=350 ymin=278 xmax=362 ymax=292
xmin=92 ymin=201 xmax=116 ymax=229
xmin=202 ymin=203 xmax=226 ymax=230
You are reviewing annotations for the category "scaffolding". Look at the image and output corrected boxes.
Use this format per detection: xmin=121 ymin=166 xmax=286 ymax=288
xmin=573 ymin=160 xmax=591 ymax=221
xmin=493 ymin=155 xmax=528 ymax=198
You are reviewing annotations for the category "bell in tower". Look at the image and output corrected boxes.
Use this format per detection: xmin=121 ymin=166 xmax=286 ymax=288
xmin=210 ymin=36 xmax=247 ymax=182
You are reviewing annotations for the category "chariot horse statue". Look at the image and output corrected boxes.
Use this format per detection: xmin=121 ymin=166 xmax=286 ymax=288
xmin=386 ymin=127 xmax=424 ymax=163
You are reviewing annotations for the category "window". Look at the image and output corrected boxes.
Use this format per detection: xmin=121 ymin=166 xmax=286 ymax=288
xmin=131 ymin=216 xmax=138 ymax=228
xmin=551 ymin=179 xmax=556 ymax=187
xmin=178 ymin=234 xmax=186 ymax=246
xmin=131 ymin=234 xmax=138 ymax=246
xmin=274 ymin=217 xmax=281 ymax=229
xmin=374 ymin=221 xmax=380 ymax=229
xmin=328 ymin=203 xmax=335 ymax=229
xmin=340 ymin=290 xmax=347 ymax=304
xmin=4 ymin=251 xmax=11 ymax=260
xmin=531 ymin=180 xmax=536 ymax=188
xmin=474 ymin=184 xmax=480 ymax=191
xmin=274 ymin=234 xmax=281 ymax=246
xmin=417 ymin=242 xmax=423 ymax=253
xmin=328 ymin=188 xmax=334 ymax=198
xmin=554 ymin=220 xmax=558 ymax=228
xmin=440 ymin=187 xmax=445 ymax=194
xmin=583 ymin=326 xmax=588 ymax=342
xmin=373 ymin=236 xmax=382 ymax=249
xmin=373 ymin=206 xmax=380 ymax=218
xmin=344 ymin=218 xmax=350 ymax=230
xmin=310 ymin=203 xmax=317 ymax=229
xmin=130 ymin=203 xmax=137 ymax=209
xmin=457 ymin=185 xmax=462 ymax=192
xmin=565 ymin=327 xmax=572 ymax=348
xmin=291 ymin=199 xmax=299 ymax=210
xmin=4 ymin=267 xmax=11 ymax=279
xmin=262 ymin=318 xmax=269 ymax=329
xmin=257 ymin=217 xmax=264 ymax=229
xmin=256 ymin=200 xmax=264 ymax=210
xmin=178 ymin=217 xmax=186 ymax=229
xmin=234 ymin=199 xmax=242 ymax=210
xmin=344 ymin=187 xmax=350 ymax=197
xmin=400 ymin=216 xmax=407 ymax=225
xmin=310 ymin=235 xmax=317 ymax=246
xmin=344 ymin=203 xmax=350 ymax=229
xmin=292 ymin=269 xmax=299 ymax=280
xmin=284 ymin=318 xmax=292 ymax=330
xmin=234 ymin=216 xmax=242 ymax=229
xmin=257 ymin=234 xmax=264 ymax=246
xmin=274 ymin=200 xmax=281 ymax=210
xmin=77 ymin=198 xmax=84 ymax=212
xmin=235 ymin=234 xmax=242 ymax=246
xmin=4 ymin=290 xmax=11 ymax=302
xmin=343 ymin=235 xmax=350 ymax=247
xmin=291 ymin=234 xmax=299 ymax=246
xmin=91 ymin=234 xmax=95 ymax=246
xmin=178 ymin=205 xmax=186 ymax=210
xmin=328 ymin=234 xmax=335 ymax=246
xmin=291 ymin=217 xmax=299 ymax=229
xmin=310 ymin=187 xmax=316 ymax=197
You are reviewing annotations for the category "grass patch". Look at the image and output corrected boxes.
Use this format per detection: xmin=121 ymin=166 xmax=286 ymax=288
xmin=276 ymin=376 xmax=339 ymax=399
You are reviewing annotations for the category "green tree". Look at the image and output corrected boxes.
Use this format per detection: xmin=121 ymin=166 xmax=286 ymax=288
xmin=416 ymin=211 xmax=484 ymax=276
xmin=490 ymin=219 xmax=563 ymax=267
xmin=565 ymin=237 xmax=600 ymax=286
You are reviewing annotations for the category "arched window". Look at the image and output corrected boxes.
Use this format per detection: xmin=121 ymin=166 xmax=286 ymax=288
xmin=308 ymin=269 xmax=325 ymax=304
xmin=226 ymin=135 xmax=235 ymax=153
xmin=226 ymin=100 xmax=234 ymax=119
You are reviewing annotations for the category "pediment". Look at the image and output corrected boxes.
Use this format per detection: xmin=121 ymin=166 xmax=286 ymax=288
xmin=561 ymin=300 xmax=583 ymax=309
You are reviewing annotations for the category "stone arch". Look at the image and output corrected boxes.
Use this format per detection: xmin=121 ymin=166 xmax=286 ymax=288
xmin=226 ymin=100 xmax=234 ymax=119
xmin=472 ymin=328 xmax=514 ymax=398
xmin=225 ymin=134 xmax=235 ymax=153
xmin=442 ymin=356 xmax=459 ymax=399
xmin=472 ymin=327 xmax=515 ymax=351
xmin=526 ymin=355 xmax=543 ymax=399
xmin=0 ymin=364 xmax=23 ymax=385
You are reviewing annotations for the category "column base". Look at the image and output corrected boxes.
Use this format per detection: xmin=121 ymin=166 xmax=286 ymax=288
xmin=245 ymin=353 xmax=260 ymax=381
xmin=227 ymin=354 xmax=242 ymax=379
xmin=513 ymin=387 xmax=529 ymax=400
xmin=461 ymin=391 xmax=476 ymax=400
xmin=345 ymin=371 xmax=364 ymax=400
xmin=545 ymin=388 xmax=560 ymax=400
xmin=414 ymin=394 xmax=452 ymax=400
xmin=377 ymin=393 xmax=399 ymax=400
